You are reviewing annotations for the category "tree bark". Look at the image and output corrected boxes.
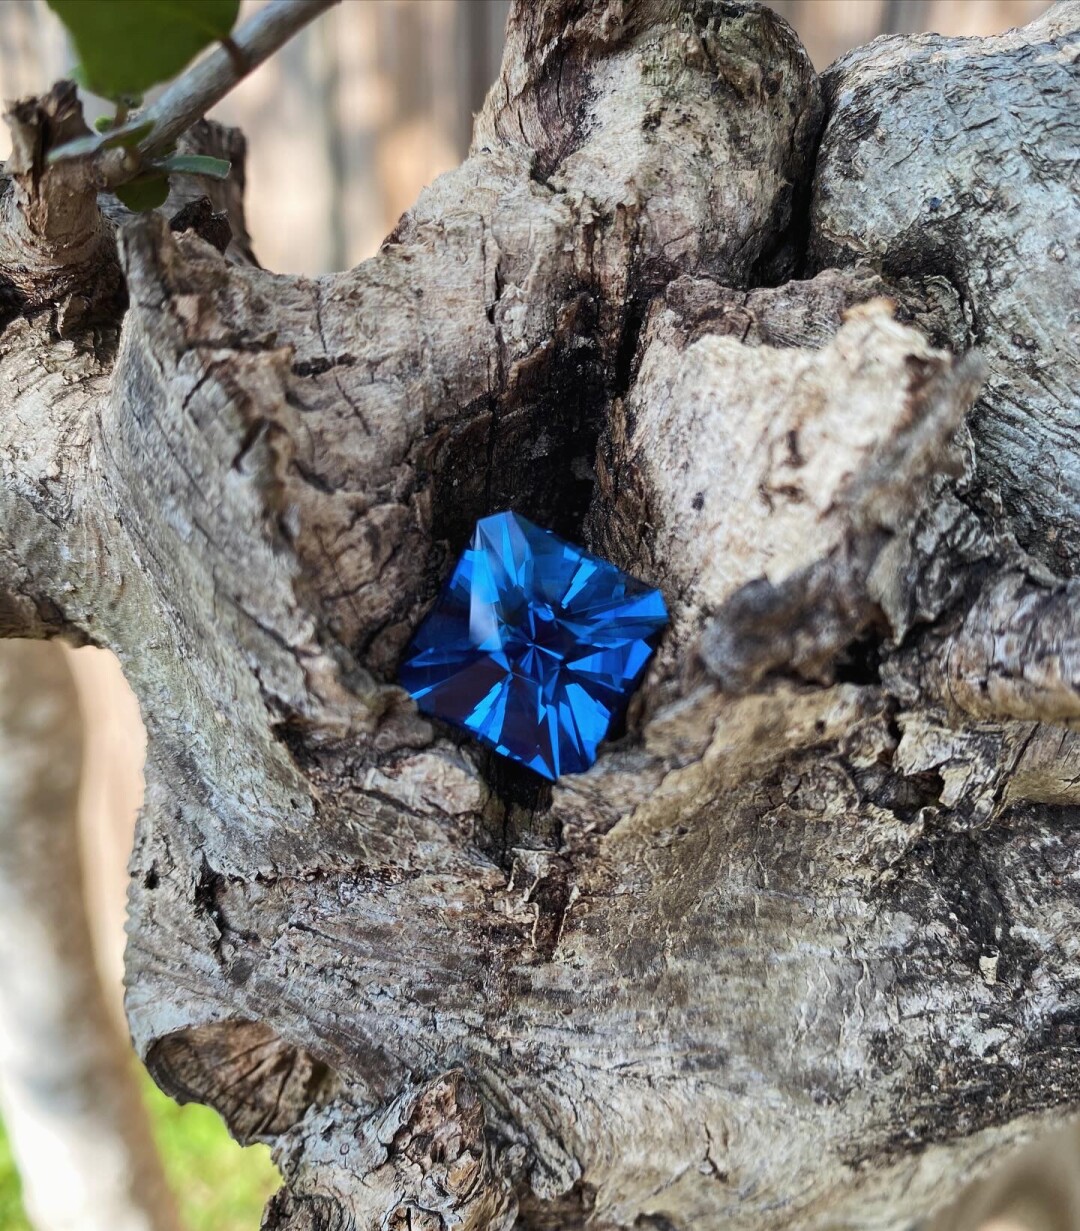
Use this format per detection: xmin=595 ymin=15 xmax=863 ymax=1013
xmin=1 ymin=2 xmax=1079 ymax=1228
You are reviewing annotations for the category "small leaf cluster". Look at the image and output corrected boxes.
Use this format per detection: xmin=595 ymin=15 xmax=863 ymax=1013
xmin=46 ymin=0 xmax=239 ymax=210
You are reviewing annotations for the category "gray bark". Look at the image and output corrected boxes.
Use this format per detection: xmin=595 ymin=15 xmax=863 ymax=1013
xmin=1 ymin=2 xmax=1079 ymax=1228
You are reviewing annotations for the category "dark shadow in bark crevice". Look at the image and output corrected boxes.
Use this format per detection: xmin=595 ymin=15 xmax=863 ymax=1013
xmin=147 ymin=1019 xmax=337 ymax=1146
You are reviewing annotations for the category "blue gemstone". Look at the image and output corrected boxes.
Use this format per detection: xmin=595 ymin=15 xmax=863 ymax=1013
xmin=399 ymin=511 xmax=668 ymax=780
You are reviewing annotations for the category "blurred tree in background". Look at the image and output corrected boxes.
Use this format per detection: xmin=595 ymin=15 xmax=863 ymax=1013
xmin=0 ymin=1082 xmax=279 ymax=1231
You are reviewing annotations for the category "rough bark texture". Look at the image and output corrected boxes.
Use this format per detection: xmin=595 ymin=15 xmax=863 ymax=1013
xmin=1 ymin=2 xmax=1079 ymax=1229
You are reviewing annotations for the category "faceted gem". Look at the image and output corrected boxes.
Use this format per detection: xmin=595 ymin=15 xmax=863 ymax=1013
xmin=398 ymin=511 xmax=668 ymax=780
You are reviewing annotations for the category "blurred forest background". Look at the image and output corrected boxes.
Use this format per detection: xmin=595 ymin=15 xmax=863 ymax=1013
xmin=0 ymin=1 xmax=1061 ymax=1230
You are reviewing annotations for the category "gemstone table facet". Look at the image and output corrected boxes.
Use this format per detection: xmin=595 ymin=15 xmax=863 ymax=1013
xmin=398 ymin=511 xmax=668 ymax=780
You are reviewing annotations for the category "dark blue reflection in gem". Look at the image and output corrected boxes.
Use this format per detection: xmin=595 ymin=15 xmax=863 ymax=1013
xmin=398 ymin=511 xmax=668 ymax=780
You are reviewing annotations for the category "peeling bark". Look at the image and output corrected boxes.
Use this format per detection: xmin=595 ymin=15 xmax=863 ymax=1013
xmin=1 ymin=1 xmax=1079 ymax=1229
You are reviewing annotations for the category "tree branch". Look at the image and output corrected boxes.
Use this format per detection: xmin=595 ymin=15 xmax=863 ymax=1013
xmin=809 ymin=0 xmax=1080 ymax=574
xmin=1 ymin=2 xmax=326 ymax=313
xmin=83 ymin=0 xmax=338 ymax=190
xmin=131 ymin=0 xmax=340 ymax=166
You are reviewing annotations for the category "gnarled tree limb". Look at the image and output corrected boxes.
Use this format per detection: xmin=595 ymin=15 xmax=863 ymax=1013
xmin=1 ymin=1 xmax=1079 ymax=1228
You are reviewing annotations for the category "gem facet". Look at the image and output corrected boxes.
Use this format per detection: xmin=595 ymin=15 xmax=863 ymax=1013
xmin=398 ymin=511 xmax=668 ymax=780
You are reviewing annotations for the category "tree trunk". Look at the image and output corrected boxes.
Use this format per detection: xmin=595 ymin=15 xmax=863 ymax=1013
xmin=0 ymin=641 xmax=180 ymax=1231
xmin=1 ymin=2 xmax=1079 ymax=1228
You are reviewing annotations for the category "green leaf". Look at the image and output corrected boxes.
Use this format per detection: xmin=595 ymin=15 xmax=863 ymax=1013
xmin=47 ymin=0 xmax=240 ymax=101
xmin=115 ymin=173 xmax=170 ymax=213
xmin=156 ymin=153 xmax=231 ymax=180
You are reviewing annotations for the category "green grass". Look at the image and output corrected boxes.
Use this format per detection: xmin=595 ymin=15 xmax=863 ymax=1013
xmin=0 ymin=1116 xmax=31 ymax=1231
xmin=143 ymin=1074 xmax=281 ymax=1231
xmin=0 ymin=1068 xmax=280 ymax=1231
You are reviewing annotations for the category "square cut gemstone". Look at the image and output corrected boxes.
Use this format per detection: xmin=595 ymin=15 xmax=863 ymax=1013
xmin=398 ymin=511 xmax=668 ymax=780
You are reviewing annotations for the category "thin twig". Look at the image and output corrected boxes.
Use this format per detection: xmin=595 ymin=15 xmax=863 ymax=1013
xmin=97 ymin=0 xmax=339 ymax=186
